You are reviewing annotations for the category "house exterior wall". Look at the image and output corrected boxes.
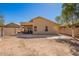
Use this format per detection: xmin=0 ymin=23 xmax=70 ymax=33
xmin=3 ymin=28 xmax=18 ymax=36
xmin=32 ymin=18 xmax=58 ymax=35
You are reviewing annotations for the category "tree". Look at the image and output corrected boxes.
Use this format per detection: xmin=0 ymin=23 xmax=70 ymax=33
xmin=61 ymin=3 xmax=79 ymax=39
xmin=55 ymin=16 xmax=66 ymax=25
xmin=0 ymin=16 xmax=4 ymax=37
xmin=55 ymin=16 xmax=61 ymax=24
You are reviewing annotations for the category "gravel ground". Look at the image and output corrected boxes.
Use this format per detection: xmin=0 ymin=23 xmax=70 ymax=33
xmin=0 ymin=36 xmax=73 ymax=56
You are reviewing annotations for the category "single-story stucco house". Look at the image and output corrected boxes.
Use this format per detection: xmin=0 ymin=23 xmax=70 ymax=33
xmin=0 ymin=16 xmax=59 ymax=36
xmin=20 ymin=16 xmax=59 ymax=35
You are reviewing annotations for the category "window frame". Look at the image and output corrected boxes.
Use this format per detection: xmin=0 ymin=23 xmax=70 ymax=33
xmin=45 ymin=26 xmax=48 ymax=32
xmin=34 ymin=26 xmax=37 ymax=32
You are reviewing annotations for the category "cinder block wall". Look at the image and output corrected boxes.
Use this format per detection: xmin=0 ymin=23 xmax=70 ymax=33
xmin=59 ymin=27 xmax=79 ymax=37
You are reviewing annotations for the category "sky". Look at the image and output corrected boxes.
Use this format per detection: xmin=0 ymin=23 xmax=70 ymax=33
xmin=0 ymin=3 xmax=62 ymax=23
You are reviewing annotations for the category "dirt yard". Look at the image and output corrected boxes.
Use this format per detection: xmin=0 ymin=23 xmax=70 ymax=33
xmin=0 ymin=36 xmax=73 ymax=56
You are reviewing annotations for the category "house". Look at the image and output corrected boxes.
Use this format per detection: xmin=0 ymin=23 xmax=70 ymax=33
xmin=0 ymin=16 xmax=59 ymax=36
xmin=3 ymin=23 xmax=20 ymax=36
xmin=20 ymin=16 xmax=59 ymax=35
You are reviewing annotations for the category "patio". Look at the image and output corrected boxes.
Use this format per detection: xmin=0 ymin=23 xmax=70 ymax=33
xmin=16 ymin=33 xmax=73 ymax=40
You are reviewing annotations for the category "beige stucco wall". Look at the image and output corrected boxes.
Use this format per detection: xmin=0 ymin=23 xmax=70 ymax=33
xmin=32 ymin=18 xmax=58 ymax=35
xmin=3 ymin=28 xmax=18 ymax=36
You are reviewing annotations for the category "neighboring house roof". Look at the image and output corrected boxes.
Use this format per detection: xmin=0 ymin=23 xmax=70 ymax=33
xmin=5 ymin=23 xmax=20 ymax=28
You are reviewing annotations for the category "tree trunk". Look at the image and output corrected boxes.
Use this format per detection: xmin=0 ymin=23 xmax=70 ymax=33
xmin=71 ymin=26 xmax=75 ymax=39
xmin=1 ymin=27 xmax=3 ymax=37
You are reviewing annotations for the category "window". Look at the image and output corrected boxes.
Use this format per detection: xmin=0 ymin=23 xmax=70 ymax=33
xmin=45 ymin=26 xmax=48 ymax=32
xmin=34 ymin=26 xmax=37 ymax=31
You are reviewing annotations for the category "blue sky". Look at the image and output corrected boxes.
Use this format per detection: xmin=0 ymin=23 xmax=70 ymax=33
xmin=0 ymin=3 xmax=62 ymax=23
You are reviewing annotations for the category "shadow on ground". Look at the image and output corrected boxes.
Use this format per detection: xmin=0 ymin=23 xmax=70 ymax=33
xmin=55 ymin=39 xmax=79 ymax=56
xmin=17 ymin=34 xmax=59 ymax=39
